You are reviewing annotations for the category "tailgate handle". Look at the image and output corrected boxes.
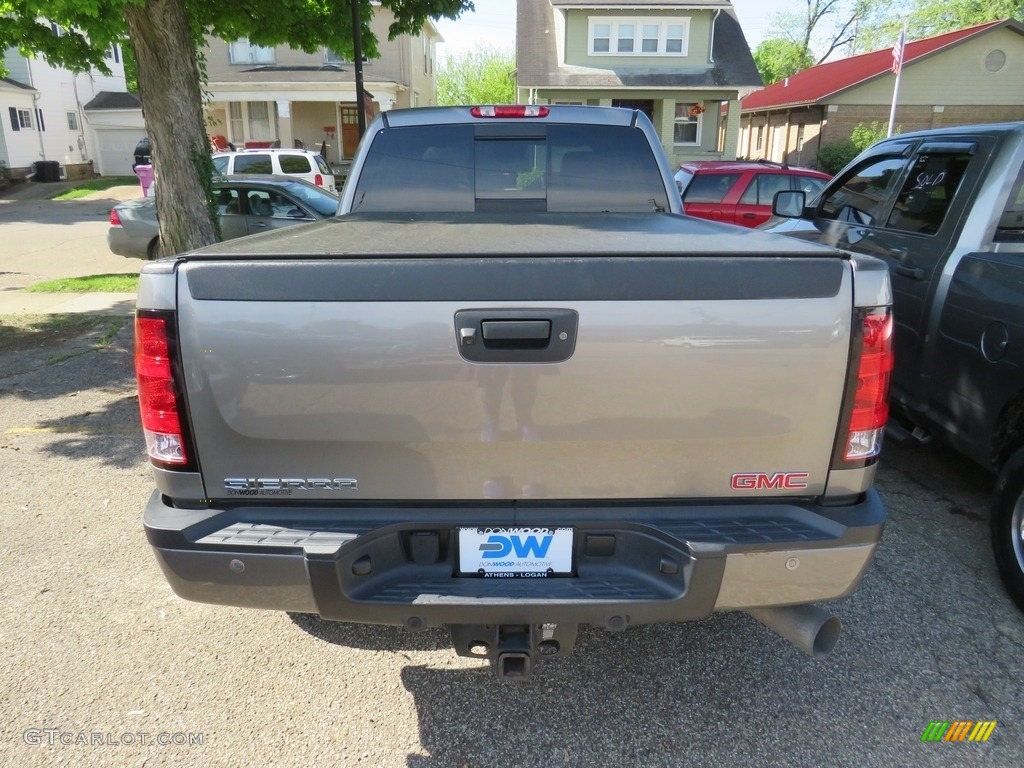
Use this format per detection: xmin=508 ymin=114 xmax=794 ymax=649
xmin=482 ymin=320 xmax=551 ymax=341
xmin=455 ymin=309 xmax=578 ymax=364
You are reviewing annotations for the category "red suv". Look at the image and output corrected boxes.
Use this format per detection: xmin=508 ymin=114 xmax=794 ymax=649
xmin=675 ymin=161 xmax=830 ymax=228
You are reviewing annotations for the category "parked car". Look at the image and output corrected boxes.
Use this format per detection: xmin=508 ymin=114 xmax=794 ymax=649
xmin=212 ymin=148 xmax=337 ymax=193
xmin=107 ymin=175 xmax=340 ymax=259
xmin=675 ymin=160 xmax=830 ymax=228
xmin=761 ymin=122 xmax=1024 ymax=611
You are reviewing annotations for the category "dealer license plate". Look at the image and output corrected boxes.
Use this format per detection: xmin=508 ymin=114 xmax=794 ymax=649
xmin=457 ymin=527 xmax=574 ymax=577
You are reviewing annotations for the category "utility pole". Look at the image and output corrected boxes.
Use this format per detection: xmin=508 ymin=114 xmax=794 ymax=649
xmin=350 ymin=0 xmax=367 ymax=137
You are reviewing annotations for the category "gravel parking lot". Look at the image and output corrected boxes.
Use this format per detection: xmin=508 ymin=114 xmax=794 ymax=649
xmin=0 ymin=188 xmax=1021 ymax=766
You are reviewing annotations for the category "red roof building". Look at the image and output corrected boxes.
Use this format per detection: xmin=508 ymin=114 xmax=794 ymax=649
xmin=734 ymin=19 xmax=1024 ymax=167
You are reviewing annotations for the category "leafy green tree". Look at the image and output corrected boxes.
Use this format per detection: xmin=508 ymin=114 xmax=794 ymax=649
xmin=753 ymin=39 xmax=814 ymax=84
xmin=0 ymin=0 xmax=471 ymax=256
xmin=851 ymin=120 xmax=894 ymax=150
xmin=437 ymin=46 xmax=515 ymax=106
xmin=768 ymin=0 xmax=880 ymax=64
xmin=857 ymin=0 xmax=1024 ymax=50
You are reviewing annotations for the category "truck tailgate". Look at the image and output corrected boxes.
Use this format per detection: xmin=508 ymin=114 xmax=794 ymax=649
xmin=174 ymin=216 xmax=853 ymax=502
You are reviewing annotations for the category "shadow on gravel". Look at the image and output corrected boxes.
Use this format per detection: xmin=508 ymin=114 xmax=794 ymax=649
xmin=35 ymin=392 xmax=145 ymax=469
xmin=1 ymin=320 xmax=143 ymax=468
xmin=0 ymin=316 xmax=133 ymax=393
xmin=288 ymin=613 xmax=452 ymax=653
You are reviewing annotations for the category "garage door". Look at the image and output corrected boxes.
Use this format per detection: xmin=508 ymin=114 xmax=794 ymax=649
xmin=94 ymin=128 xmax=145 ymax=176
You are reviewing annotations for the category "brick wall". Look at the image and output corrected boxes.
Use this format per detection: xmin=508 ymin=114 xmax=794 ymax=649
xmin=741 ymin=104 xmax=1024 ymax=170
xmin=822 ymin=104 xmax=1024 ymax=145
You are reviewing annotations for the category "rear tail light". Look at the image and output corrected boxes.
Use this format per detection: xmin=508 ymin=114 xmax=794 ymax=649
xmin=314 ymin=173 xmax=323 ymax=187
xmin=839 ymin=307 xmax=894 ymax=463
xmin=109 ymin=208 xmax=122 ymax=226
xmin=470 ymin=105 xmax=550 ymax=118
xmin=135 ymin=311 xmax=193 ymax=468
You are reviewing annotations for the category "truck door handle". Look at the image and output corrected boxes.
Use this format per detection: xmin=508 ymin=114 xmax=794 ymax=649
xmin=894 ymin=265 xmax=925 ymax=280
xmin=741 ymin=213 xmax=757 ymax=219
xmin=455 ymin=309 xmax=578 ymax=364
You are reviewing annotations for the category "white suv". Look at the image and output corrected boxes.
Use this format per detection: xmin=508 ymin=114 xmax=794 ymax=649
xmin=212 ymin=149 xmax=337 ymax=193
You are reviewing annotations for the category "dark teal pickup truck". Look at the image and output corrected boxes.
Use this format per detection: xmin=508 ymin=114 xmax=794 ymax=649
xmin=765 ymin=121 xmax=1024 ymax=611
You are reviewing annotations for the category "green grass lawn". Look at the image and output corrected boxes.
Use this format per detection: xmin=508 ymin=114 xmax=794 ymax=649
xmin=27 ymin=274 xmax=139 ymax=293
xmin=50 ymin=177 xmax=140 ymax=201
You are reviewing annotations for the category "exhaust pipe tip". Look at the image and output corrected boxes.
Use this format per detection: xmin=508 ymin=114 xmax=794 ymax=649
xmin=747 ymin=604 xmax=842 ymax=659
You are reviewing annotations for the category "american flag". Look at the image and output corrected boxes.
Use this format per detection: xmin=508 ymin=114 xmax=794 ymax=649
xmin=892 ymin=28 xmax=906 ymax=74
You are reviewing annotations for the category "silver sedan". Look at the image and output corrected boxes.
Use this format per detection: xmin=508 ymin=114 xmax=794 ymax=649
xmin=106 ymin=174 xmax=340 ymax=259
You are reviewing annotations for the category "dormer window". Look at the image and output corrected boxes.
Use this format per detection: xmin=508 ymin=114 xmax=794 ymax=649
xmin=228 ymin=39 xmax=275 ymax=65
xmin=589 ymin=18 xmax=690 ymax=56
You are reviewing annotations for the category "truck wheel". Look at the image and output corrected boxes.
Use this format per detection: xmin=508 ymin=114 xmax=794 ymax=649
xmin=992 ymin=446 xmax=1024 ymax=611
xmin=147 ymin=238 xmax=160 ymax=260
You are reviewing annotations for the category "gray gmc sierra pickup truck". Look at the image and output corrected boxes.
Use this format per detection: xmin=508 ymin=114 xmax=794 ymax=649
xmin=136 ymin=106 xmax=894 ymax=678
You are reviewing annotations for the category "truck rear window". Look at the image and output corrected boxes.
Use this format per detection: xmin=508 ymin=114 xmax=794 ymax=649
xmin=350 ymin=123 xmax=670 ymax=214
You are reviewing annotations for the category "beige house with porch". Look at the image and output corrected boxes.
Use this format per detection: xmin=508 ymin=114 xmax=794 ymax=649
xmin=201 ymin=8 xmax=442 ymax=165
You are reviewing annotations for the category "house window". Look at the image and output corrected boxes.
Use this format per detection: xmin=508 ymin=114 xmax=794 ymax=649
xmin=229 ymin=39 xmax=275 ymax=65
xmin=228 ymin=102 xmax=244 ymax=142
xmin=641 ymin=25 xmax=659 ymax=53
xmin=617 ymin=24 xmax=635 ymax=53
xmin=18 ymin=109 xmax=33 ymax=129
xmin=247 ymin=101 xmax=272 ymax=140
xmin=673 ymin=104 xmax=700 ymax=145
xmin=756 ymin=125 xmax=764 ymax=150
xmin=67 ymin=111 xmax=79 ymax=131
xmin=589 ymin=18 xmax=690 ymax=56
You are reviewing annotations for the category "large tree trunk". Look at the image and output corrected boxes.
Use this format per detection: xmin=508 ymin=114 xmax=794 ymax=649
xmin=125 ymin=0 xmax=217 ymax=257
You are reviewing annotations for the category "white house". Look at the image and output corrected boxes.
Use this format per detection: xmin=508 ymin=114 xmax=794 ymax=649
xmin=1 ymin=41 xmax=136 ymax=179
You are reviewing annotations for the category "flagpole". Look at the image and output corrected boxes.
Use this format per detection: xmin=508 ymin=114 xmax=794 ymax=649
xmin=888 ymin=21 xmax=908 ymax=137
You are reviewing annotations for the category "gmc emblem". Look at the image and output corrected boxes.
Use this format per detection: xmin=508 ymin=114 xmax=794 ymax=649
xmin=731 ymin=472 xmax=810 ymax=490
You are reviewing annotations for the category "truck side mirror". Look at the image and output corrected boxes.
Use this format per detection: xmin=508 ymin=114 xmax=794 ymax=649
xmin=773 ymin=190 xmax=806 ymax=218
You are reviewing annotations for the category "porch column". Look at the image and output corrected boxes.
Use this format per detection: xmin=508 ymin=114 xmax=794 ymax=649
xmin=723 ymin=99 xmax=741 ymax=160
xmin=276 ymin=101 xmax=294 ymax=148
xmin=659 ymin=99 xmax=676 ymax=160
